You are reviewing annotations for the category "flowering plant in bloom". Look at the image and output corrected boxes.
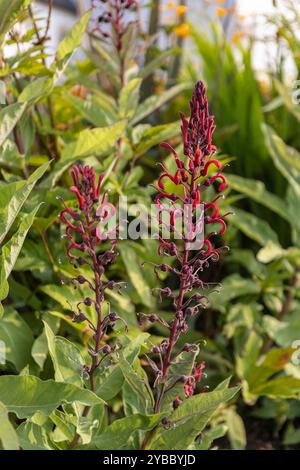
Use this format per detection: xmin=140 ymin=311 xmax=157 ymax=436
xmin=60 ymin=164 xmax=125 ymax=391
xmin=145 ymin=81 xmax=229 ymax=412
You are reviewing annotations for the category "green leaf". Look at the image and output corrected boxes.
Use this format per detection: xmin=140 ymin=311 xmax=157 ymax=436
xmin=0 ymin=204 xmax=43 ymax=314
xmin=0 ymin=402 xmax=19 ymax=450
xmin=227 ymin=173 xmax=290 ymax=222
xmin=0 ymin=161 xmax=50 ymax=244
xmin=138 ymin=48 xmax=178 ymax=80
xmin=31 ymin=330 xmax=48 ymax=369
xmin=0 ymin=308 xmax=34 ymax=370
xmin=18 ymin=77 xmax=54 ymax=104
xmin=120 ymin=244 xmax=152 ymax=307
xmin=44 ymin=321 xmax=85 ymax=387
xmin=0 ymin=102 xmax=26 ymax=147
xmin=119 ymin=78 xmax=141 ymax=118
xmin=135 ymin=121 xmax=180 ymax=157
xmin=0 ymin=375 xmax=104 ymax=418
xmin=56 ymin=10 xmax=91 ymax=62
xmin=95 ymin=333 xmax=149 ymax=401
xmin=17 ymin=421 xmax=54 ymax=450
xmin=65 ymin=93 xmax=116 ymax=127
xmin=49 ymin=121 xmax=125 ymax=186
xmin=132 ymin=83 xmax=190 ymax=125
xmin=82 ymin=414 xmax=161 ymax=450
xmin=251 ymin=376 xmax=300 ymax=398
xmin=262 ymin=124 xmax=300 ymax=197
xmin=197 ymin=424 xmax=228 ymax=450
xmin=120 ymin=356 xmax=154 ymax=415
xmin=149 ymin=387 xmax=240 ymax=450
xmin=229 ymin=207 xmax=279 ymax=246
xmin=0 ymin=0 xmax=30 ymax=46
xmin=262 ymin=313 xmax=300 ymax=348
xmin=62 ymin=120 xmax=126 ymax=160
xmin=209 ymin=274 xmax=260 ymax=313
xmin=226 ymin=408 xmax=246 ymax=450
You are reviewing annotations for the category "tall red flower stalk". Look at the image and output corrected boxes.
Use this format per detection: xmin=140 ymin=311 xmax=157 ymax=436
xmin=60 ymin=164 xmax=124 ymax=391
xmin=146 ymin=81 xmax=229 ymax=413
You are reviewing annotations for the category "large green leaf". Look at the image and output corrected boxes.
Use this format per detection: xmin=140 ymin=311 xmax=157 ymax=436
xmin=0 ymin=375 xmax=104 ymax=418
xmin=251 ymin=376 xmax=300 ymax=398
xmin=44 ymin=321 xmax=84 ymax=387
xmin=0 ymin=204 xmax=43 ymax=315
xmin=262 ymin=313 xmax=300 ymax=348
xmin=56 ymin=10 xmax=91 ymax=62
xmin=135 ymin=121 xmax=180 ymax=157
xmin=229 ymin=207 xmax=279 ymax=246
xmin=209 ymin=274 xmax=260 ymax=313
xmin=0 ymin=0 xmax=30 ymax=46
xmin=49 ymin=121 xmax=125 ymax=186
xmin=0 ymin=307 xmax=33 ymax=370
xmin=17 ymin=421 xmax=54 ymax=450
xmin=149 ymin=387 xmax=240 ymax=450
xmin=0 ymin=402 xmax=19 ymax=450
xmin=119 ymin=78 xmax=141 ymax=119
xmin=227 ymin=173 xmax=290 ymax=222
xmin=18 ymin=77 xmax=54 ymax=104
xmin=0 ymin=102 xmax=26 ymax=147
xmin=120 ymin=356 xmax=154 ymax=415
xmin=262 ymin=124 xmax=300 ymax=197
xmin=225 ymin=408 xmax=246 ymax=450
xmin=0 ymin=161 xmax=50 ymax=244
xmin=132 ymin=83 xmax=189 ymax=125
xmin=82 ymin=414 xmax=161 ymax=450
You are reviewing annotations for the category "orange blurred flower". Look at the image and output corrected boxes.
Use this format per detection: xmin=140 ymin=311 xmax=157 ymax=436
xmin=174 ymin=22 xmax=190 ymax=38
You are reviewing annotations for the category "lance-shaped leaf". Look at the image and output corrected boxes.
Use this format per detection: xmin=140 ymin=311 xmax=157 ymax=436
xmin=132 ymin=83 xmax=191 ymax=125
xmin=80 ymin=414 xmax=161 ymax=450
xmin=0 ymin=0 xmax=30 ymax=46
xmin=49 ymin=120 xmax=126 ymax=186
xmin=149 ymin=386 xmax=240 ymax=450
xmin=56 ymin=10 xmax=91 ymax=62
xmin=0 ymin=102 xmax=26 ymax=147
xmin=0 ymin=161 xmax=50 ymax=245
xmin=0 ymin=375 xmax=104 ymax=419
xmin=0 ymin=204 xmax=43 ymax=315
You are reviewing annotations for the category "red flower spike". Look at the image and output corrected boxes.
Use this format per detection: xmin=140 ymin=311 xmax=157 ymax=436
xmin=59 ymin=163 xmax=121 ymax=393
xmin=150 ymin=81 xmax=228 ymax=412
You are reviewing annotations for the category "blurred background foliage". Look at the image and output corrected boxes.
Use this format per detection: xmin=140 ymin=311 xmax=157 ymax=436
xmin=0 ymin=0 xmax=300 ymax=450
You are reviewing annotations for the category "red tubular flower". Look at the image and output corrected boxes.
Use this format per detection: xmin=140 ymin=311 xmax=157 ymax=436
xmin=59 ymin=164 xmax=123 ymax=392
xmin=147 ymin=81 xmax=228 ymax=411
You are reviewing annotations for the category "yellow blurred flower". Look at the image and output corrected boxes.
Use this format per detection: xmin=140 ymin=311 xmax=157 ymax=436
xmin=166 ymin=1 xmax=175 ymax=9
xmin=174 ymin=22 xmax=190 ymax=38
xmin=232 ymin=31 xmax=247 ymax=44
xmin=217 ymin=0 xmax=225 ymax=4
xmin=176 ymin=5 xmax=188 ymax=17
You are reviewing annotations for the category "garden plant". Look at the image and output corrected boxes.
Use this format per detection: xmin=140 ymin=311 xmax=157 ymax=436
xmin=0 ymin=0 xmax=300 ymax=452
